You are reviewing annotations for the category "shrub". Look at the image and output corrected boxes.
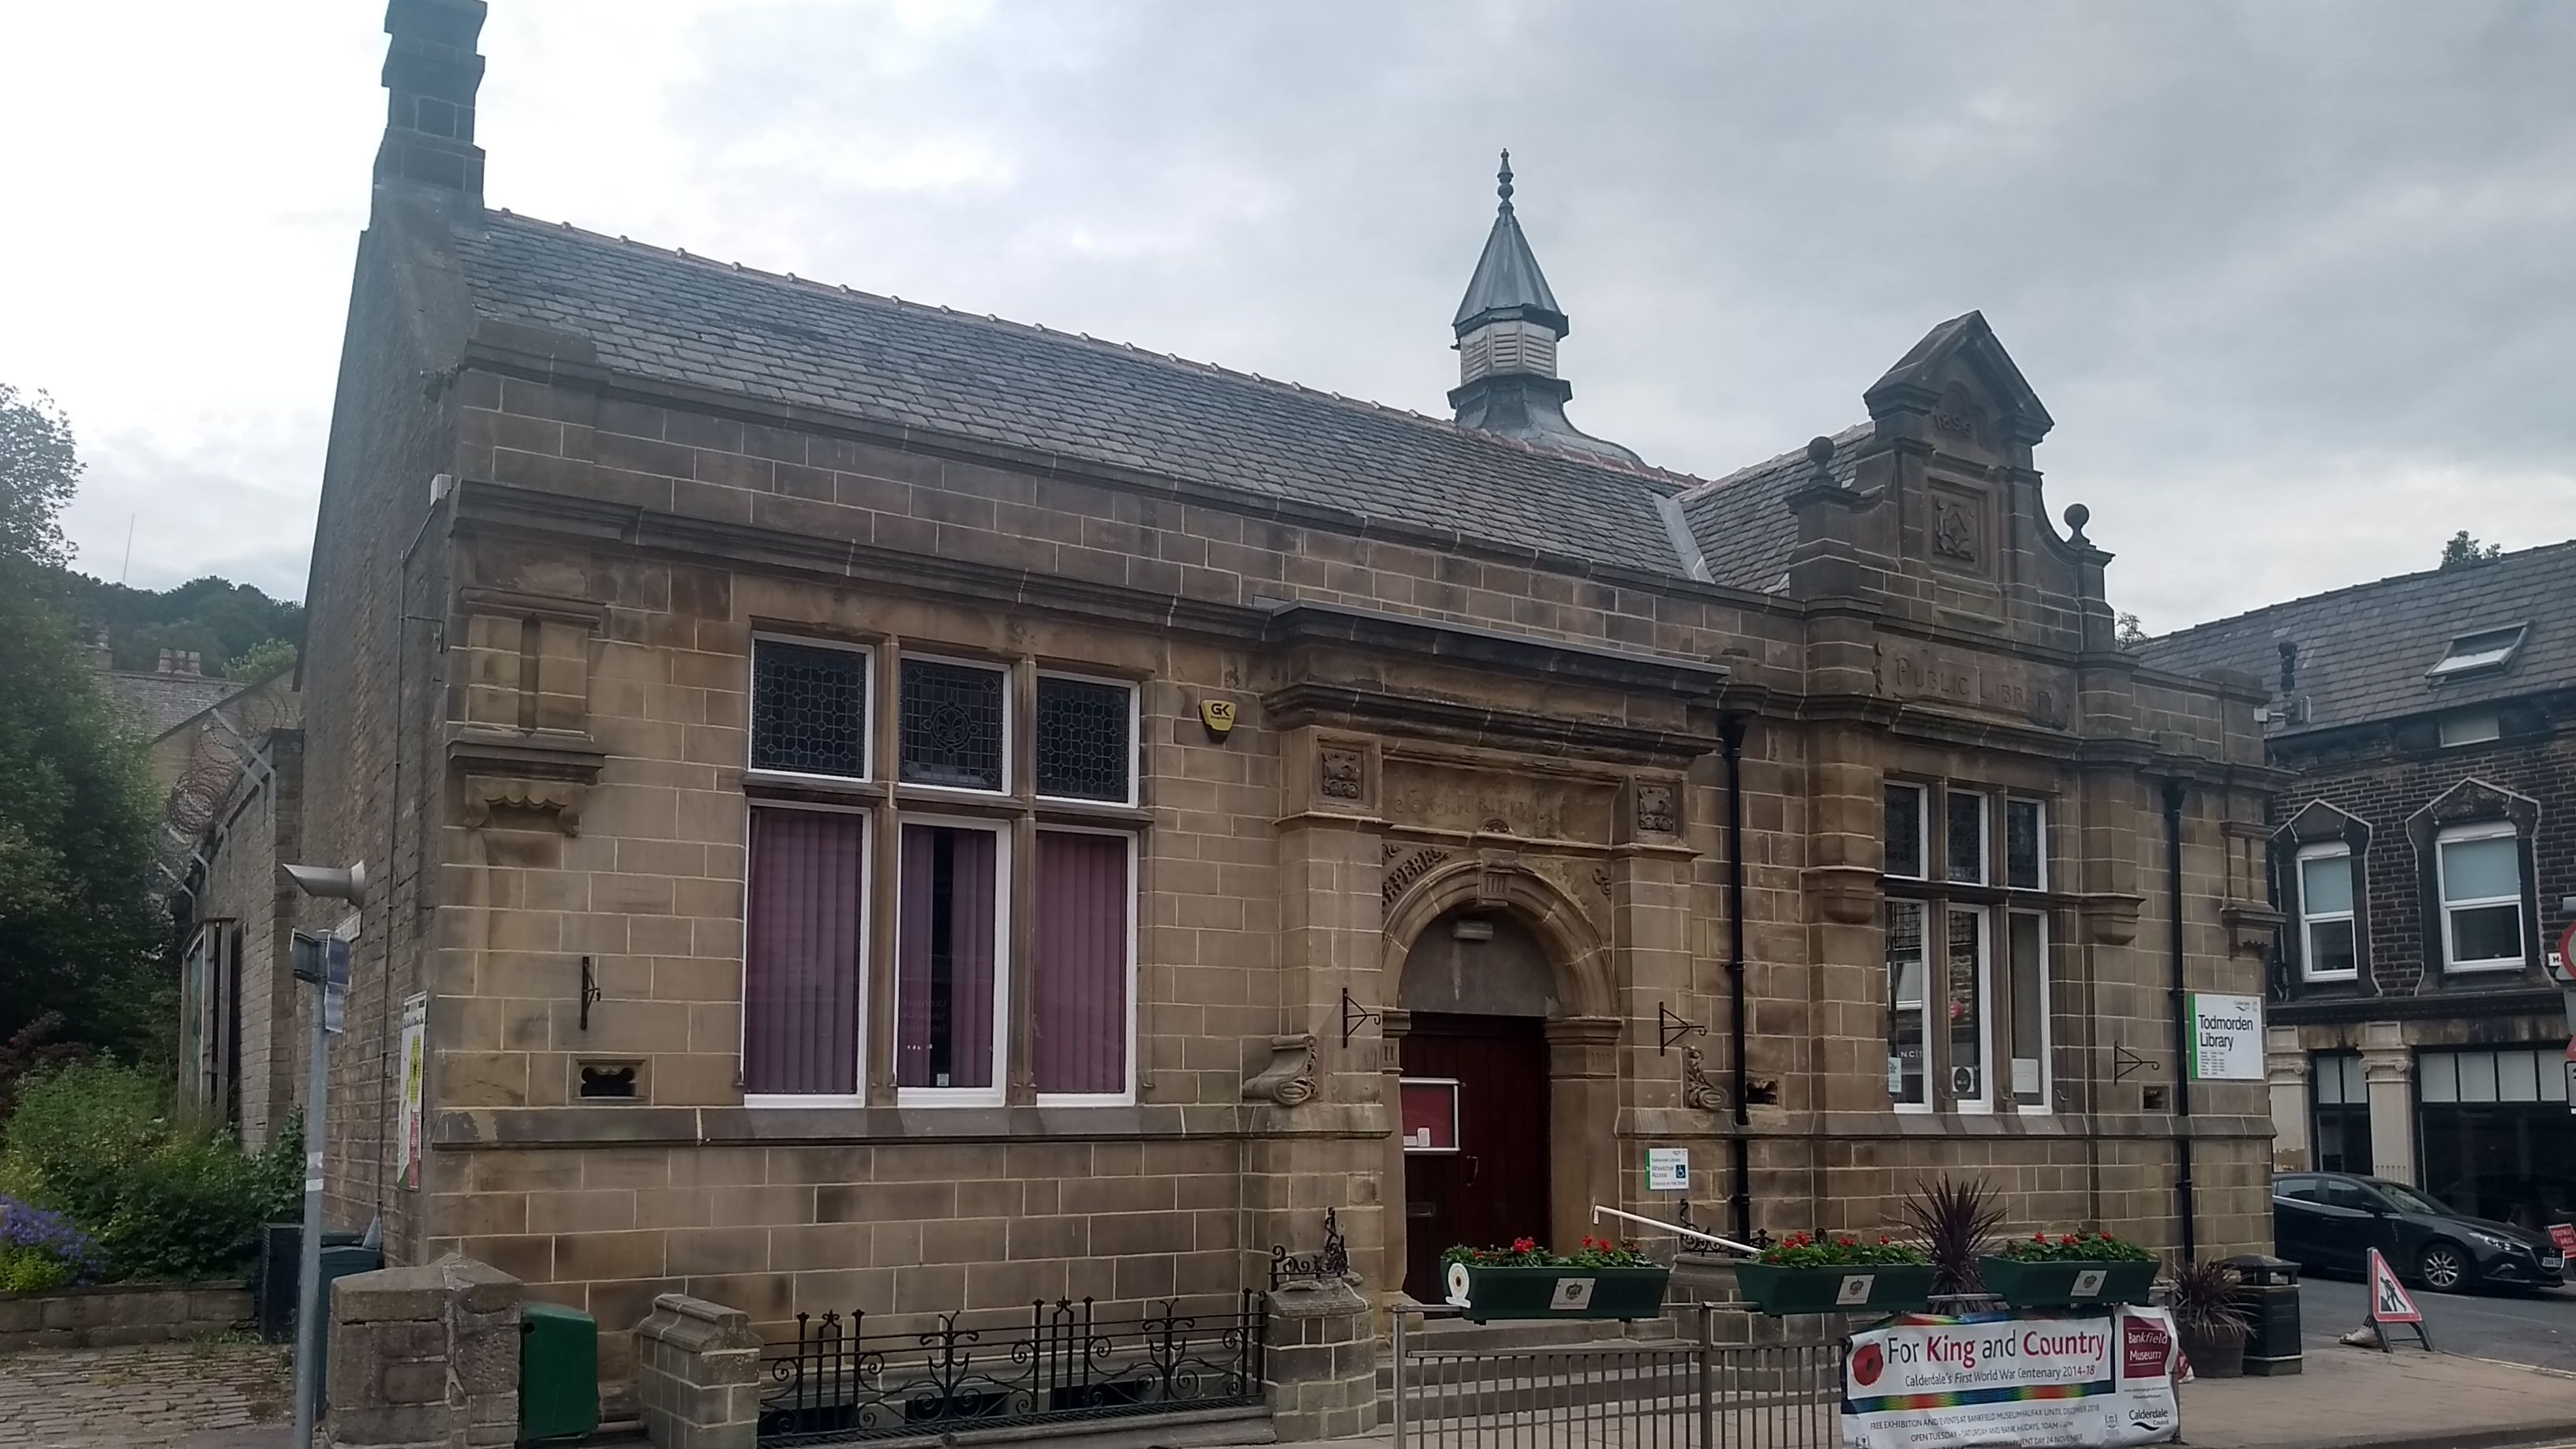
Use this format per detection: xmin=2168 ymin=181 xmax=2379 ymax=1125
xmin=0 ymin=1061 xmax=301 ymax=1282
xmin=0 ymin=1195 xmax=107 ymax=1291
xmin=1994 ymin=1230 xmax=2158 ymax=1264
xmin=1901 ymin=1176 xmax=2005 ymax=1295
xmin=1442 ymin=1236 xmax=1654 ymax=1267
xmin=1754 ymin=1232 xmax=1928 ymax=1268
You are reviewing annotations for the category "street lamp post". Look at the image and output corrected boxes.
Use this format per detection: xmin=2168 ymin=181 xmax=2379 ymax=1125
xmin=282 ymin=862 xmax=365 ymax=1449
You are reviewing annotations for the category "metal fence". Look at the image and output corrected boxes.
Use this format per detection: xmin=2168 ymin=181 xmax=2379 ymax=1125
xmin=1390 ymin=1307 xmax=1842 ymax=1449
xmin=758 ymin=1294 xmax=1265 ymax=1446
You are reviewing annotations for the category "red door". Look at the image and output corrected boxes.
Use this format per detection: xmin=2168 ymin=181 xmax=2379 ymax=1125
xmin=1402 ymin=1013 xmax=1551 ymax=1300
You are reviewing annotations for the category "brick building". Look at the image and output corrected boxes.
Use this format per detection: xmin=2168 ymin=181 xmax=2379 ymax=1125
xmin=209 ymin=0 xmax=2285 ymax=1404
xmin=2140 ymin=542 xmax=2576 ymax=1230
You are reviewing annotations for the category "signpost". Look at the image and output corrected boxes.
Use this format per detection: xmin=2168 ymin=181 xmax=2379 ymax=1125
xmin=1646 ymin=1147 xmax=1689 ymax=1193
xmin=2363 ymin=1247 xmax=2432 ymax=1353
xmin=2185 ymin=993 xmax=2265 ymax=1080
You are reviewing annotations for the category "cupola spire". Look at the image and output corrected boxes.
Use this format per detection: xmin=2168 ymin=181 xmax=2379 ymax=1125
xmin=1447 ymin=152 xmax=1637 ymax=463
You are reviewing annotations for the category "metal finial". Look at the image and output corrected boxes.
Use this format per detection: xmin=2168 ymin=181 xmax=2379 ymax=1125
xmin=1497 ymin=149 xmax=1514 ymax=213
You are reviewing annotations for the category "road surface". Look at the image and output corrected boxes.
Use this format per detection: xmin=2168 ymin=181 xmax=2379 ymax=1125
xmin=2299 ymin=1271 xmax=2576 ymax=1372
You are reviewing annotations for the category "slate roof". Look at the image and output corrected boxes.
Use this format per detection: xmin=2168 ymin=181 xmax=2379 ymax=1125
xmin=450 ymin=212 xmax=1726 ymax=580
xmin=2132 ymin=540 xmax=2576 ymax=734
xmin=101 ymin=671 xmax=246 ymax=739
xmin=1676 ymin=425 xmax=1870 ymax=593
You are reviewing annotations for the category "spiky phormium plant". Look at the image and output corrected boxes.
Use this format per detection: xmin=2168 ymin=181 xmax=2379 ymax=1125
xmin=1900 ymin=1176 xmax=2007 ymax=1296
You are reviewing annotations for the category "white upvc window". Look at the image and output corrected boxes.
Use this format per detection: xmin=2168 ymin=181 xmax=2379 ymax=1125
xmin=1884 ymin=783 xmax=1928 ymax=881
xmin=1030 ymin=825 xmax=1139 ymax=1106
xmin=748 ymin=634 xmax=874 ymax=782
xmin=2005 ymin=797 xmax=2047 ymax=891
xmin=897 ymin=653 xmax=1011 ymax=796
xmin=1885 ymin=900 xmax=1930 ymax=1112
xmin=1945 ymin=905 xmax=1994 ymax=1114
xmin=1033 ymin=672 xmax=1140 ymax=807
xmin=2436 ymin=822 xmax=2525 ymax=972
xmin=2295 ymin=843 xmax=2358 ymax=982
xmin=1945 ymin=790 xmax=1989 ymax=886
xmin=893 ymin=814 xmax=1013 ymax=1105
xmin=2005 ymin=909 xmax=2050 ymax=1113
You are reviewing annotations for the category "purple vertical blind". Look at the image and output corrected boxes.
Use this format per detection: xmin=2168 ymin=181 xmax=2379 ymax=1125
xmin=742 ymin=807 xmax=866 ymax=1095
xmin=1034 ymin=832 xmax=1131 ymax=1095
xmin=897 ymin=823 xmax=999 ymax=1089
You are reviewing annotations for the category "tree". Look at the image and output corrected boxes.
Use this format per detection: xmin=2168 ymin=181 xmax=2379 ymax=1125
xmin=0 ymin=386 xmax=169 ymax=1054
xmin=0 ymin=385 xmax=78 ymax=580
xmin=2439 ymin=530 xmax=2503 ymax=571
xmin=221 ymin=637 xmax=296 ymax=683
xmin=2116 ymin=612 xmax=2148 ymax=649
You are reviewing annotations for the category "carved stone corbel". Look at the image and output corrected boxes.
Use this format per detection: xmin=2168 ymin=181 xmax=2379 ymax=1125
xmin=1804 ymin=864 xmax=1880 ymax=925
xmin=1244 ymin=1033 xmax=1319 ymax=1106
xmin=2080 ymin=893 xmax=2144 ymax=945
xmin=1682 ymin=1047 xmax=1727 ymax=1112
xmin=2221 ymin=901 xmax=2286 ymax=958
xmin=462 ymin=775 xmax=586 ymax=835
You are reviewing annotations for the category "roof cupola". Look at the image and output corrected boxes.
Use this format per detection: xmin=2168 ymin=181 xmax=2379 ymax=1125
xmin=1447 ymin=152 xmax=1638 ymax=463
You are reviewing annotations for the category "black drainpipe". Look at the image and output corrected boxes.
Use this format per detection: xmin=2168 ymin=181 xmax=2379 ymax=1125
xmin=1721 ymin=716 xmax=1752 ymax=1241
xmin=2163 ymin=777 xmax=2198 ymax=1264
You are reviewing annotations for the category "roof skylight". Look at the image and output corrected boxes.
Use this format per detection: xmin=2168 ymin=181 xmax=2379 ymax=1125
xmin=2426 ymin=623 xmax=2527 ymax=682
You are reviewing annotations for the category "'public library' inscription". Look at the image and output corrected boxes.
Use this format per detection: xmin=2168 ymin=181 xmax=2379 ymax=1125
xmin=1885 ymin=646 xmax=2069 ymax=729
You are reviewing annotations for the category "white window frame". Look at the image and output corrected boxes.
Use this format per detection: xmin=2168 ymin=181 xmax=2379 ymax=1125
xmin=893 ymin=812 xmax=1013 ymax=1106
xmin=1945 ymin=789 xmax=1990 ymax=886
xmin=2295 ymin=842 xmax=2359 ymax=983
xmin=2005 ymin=796 xmax=2048 ymax=892
xmin=746 ymin=633 xmax=875 ymax=784
xmin=2435 ymin=821 xmax=2525 ymax=973
xmin=1033 ymin=672 xmax=1142 ymax=808
xmin=739 ymin=799 xmax=872 ymax=1108
xmin=2426 ymin=623 xmax=2525 ymax=681
xmin=1886 ymin=898 xmax=1932 ymax=1114
xmin=897 ymin=652 xmax=1013 ymax=798
xmin=1031 ymin=823 xmax=1140 ymax=1107
xmin=2006 ymin=908 xmax=2051 ymax=1115
xmin=1884 ymin=782 xmax=1929 ymax=882
xmin=2438 ymin=711 xmax=2501 ymax=748
xmin=1947 ymin=904 xmax=1995 ymax=1114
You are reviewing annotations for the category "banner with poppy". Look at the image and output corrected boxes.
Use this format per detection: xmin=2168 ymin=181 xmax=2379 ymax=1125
xmin=1840 ymin=1306 xmax=2181 ymax=1447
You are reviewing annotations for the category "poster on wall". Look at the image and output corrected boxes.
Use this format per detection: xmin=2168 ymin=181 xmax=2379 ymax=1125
xmin=1840 ymin=1307 xmax=2182 ymax=1447
xmin=397 ymin=994 xmax=427 ymax=1192
xmin=2185 ymin=993 xmax=2265 ymax=1081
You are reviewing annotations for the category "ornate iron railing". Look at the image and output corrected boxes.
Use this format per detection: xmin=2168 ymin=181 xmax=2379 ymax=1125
xmin=758 ymin=1295 xmax=1266 ymax=1446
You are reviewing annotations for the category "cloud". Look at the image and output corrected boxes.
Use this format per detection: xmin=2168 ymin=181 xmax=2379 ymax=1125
xmin=5 ymin=0 xmax=2571 ymax=630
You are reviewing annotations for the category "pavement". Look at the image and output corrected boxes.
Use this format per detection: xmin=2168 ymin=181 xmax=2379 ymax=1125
xmin=2297 ymin=1273 xmax=2576 ymax=1375
xmin=2178 ymin=1335 xmax=2576 ymax=1447
xmin=0 ymin=1339 xmax=286 ymax=1449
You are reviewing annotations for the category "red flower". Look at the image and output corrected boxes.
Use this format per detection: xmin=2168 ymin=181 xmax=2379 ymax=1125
xmin=2061 ymin=1234 xmax=2080 ymax=1245
xmin=1512 ymin=1237 xmax=1537 ymax=1253
xmin=2033 ymin=1232 xmax=2047 ymax=1241
xmin=1879 ymin=1236 xmax=1891 ymax=1245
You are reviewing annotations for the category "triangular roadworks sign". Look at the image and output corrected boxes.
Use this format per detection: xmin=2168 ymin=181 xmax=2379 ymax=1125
xmin=2368 ymin=1248 xmax=2422 ymax=1324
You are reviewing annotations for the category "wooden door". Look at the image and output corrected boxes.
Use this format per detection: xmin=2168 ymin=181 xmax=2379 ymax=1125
xmin=1402 ymin=1013 xmax=1550 ymax=1301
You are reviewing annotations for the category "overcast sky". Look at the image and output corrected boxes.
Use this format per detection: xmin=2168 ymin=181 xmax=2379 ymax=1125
xmin=4 ymin=2 xmax=2571 ymax=631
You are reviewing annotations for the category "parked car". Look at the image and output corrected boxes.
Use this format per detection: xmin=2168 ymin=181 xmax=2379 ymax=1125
xmin=2273 ymin=1171 xmax=2567 ymax=1293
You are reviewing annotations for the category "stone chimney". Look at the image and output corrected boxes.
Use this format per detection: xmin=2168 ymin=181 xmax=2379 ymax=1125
xmin=376 ymin=0 xmax=489 ymax=202
xmin=155 ymin=649 xmax=204 ymax=677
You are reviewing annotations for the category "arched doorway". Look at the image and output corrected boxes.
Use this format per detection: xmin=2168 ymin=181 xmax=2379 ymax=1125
xmin=1396 ymin=907 xmax=1556 ymax=1300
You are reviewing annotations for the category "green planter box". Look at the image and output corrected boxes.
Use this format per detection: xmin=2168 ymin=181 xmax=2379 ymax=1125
xmin=1977 ymin=1256 xmax=2157 ymax=1308
xmin=1443 ymin=1264 xmax=1670 ymax=1322
xmin=1732 ymin=1262 xmax=1936 ymax=1316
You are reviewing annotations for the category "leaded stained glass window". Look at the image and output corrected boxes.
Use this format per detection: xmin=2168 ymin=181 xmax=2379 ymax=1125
xmin=900 ymin=658 xmax=1006 ymax=791
xmin=1035 ymin=677 xmax=1133 ymax=802
xmin=751 ymin=640 xmax=868 ymax=778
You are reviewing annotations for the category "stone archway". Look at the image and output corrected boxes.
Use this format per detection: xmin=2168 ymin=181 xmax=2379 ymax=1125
xmin=1378 ymin=858 xmax=1621 ymax=1300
